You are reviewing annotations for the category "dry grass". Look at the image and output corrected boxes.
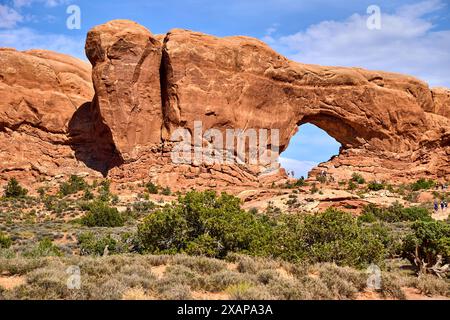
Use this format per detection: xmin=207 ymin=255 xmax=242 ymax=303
xmin=0 ymin=253 xmax=447 ymax=300
xmin=0 ymin=275 xmax=26 ymax=290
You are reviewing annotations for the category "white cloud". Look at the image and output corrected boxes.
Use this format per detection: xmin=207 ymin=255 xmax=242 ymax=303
xmin=279 ymin=157 xmax=318 ymax=178
xmin=0 ymin=27 xmax=85 ymax=59
xmin=0 ymin=1 xmax=83 ymax=59
xmin=261 ymin=23 xmax=279 ymax=44
xmin=13 ymin=0 xmax=68 ymax=8
xmin=0 ymin=4 xmax=23 ymax=28
xmin=269 ymin=0 xmax=450 ymax=87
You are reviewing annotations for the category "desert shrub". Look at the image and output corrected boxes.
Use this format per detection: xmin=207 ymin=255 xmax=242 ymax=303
xmin=37 ymin=187 xmax=46 ymax=198
xmin=12 ymin=265 xmax=71 ymax=299
xmin=136 ymin=191 xmax=270 ymax=258
xmin=351 ymin=173 xmax=366 ymax=184
xmin=294 ymin=177 xmax=307 ymax=187
xmin=410 ymin=178 xmax=435 ymax=191
xmin=367 ymin=181 xmax=385 ymax=191
xmin=404 ymin=191 xmax=419 ymax=203
xmin=91 ymin=278 xmax=126 ymax=300
xmin=265 ymin=275 xmax=312 ymax=300
xmin=83 ymin=189 xmax=94 ymax=200
xmin=270 ymin=209 xmax=385 ymax=267
xmin=347 ymin=180 xmax=357 ymax=191
xmin=226 ymin=282 xmax=273 ymax=300
xmin=136 ymin=191 xmax=389 ymax=268
xmin=160 ymin=284 xmax=192 ymax=300
xmin=316 ymin=175 xmax=327 ymax=184
xmin=256 ymin=269 xmax=280 ymax=285
xmin=401 ymin=220 xmax=450 ymax=275
xmin=380 ymin=273 xmax=406 ymax=299
xmin=416 ymin=274 xmax=449 ymax=296
xmin=161 ymin=187 xmax=171 ymax=196
xmin=313 ymin=263 xmax=367 ymax=293
xmin=132 ymin=201 xmax=156 ymax=213
xmin=230 ymin=255 xmax=277 ymax=274
xmin=3 ymin=178 xmax=28 ymax=198
xmin=0 ymin=232 xmax=12 ymax=249
xmin=59 ymin=175 xmax=87 ymax=196
xmin=117 ymin=264 xmax=157 ymax=290
xmin=146 ymin=182 xmax=159 ymax=194
xmin=0 ymin=255 xmax=46 ymax=275
xmin=172 ymin=255 xmax=226 ymax=274
xmin=205 ymin=270 xmax=256 ymax=292
xmin=78 ymin=232 xmax=120 ymax=256
xmin=310 ymin=183 xmax=319 ymax=194
xmin=319 ymin=271 xmax=359 ymax=299
xmin=24 ymin=238 xmax=62 ymax=258
xmin=98 ymin=180 xmax=112 ymax=202
xmin=81 ymin=201 xmax=125 ymax=227
xmin=359 ymin=203 xmax=431 ymax=223
xmin=158 ymin=265 xmax=205 ymax=291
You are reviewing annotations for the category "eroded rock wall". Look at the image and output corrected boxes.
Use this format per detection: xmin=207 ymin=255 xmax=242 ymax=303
xmin=0 ymin=48 xmax=105 ymax=183
xmin=0 ymin=20 xmax=449 ymax=189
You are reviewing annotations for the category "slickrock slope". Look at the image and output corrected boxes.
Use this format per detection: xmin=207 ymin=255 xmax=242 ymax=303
xmin=1 ymin=20 xmax=449 ymax=189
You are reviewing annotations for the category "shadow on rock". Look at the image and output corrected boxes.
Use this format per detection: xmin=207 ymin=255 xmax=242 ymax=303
xmin=68 ymin=100 xmax=123 ymax=177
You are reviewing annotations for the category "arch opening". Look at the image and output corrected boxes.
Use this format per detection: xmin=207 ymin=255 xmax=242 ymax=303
xmin=279 ymin=123 xmax=342 ymax=178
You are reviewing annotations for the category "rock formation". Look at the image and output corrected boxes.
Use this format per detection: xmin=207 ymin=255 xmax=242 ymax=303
xmin=0 ymin=20 xmax=449 ymax=189
xmin=86 ymin=20 xmax=164 ymax=162
xmin=0 ymin=48 xmax=101 ymax=183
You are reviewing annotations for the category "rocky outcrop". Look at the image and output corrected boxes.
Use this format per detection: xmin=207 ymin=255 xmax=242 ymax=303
xmin=0 ymin=20 xmax=449 ymax=189
xmin=0 ymin=48 xmax=103 ymax=183
xmin=85 ymin=20 xmax=164 ymax=162
xmin=432 ymin=87 xmax=450 ymax=119
xmin=102 ymin=21 xmax=449 ymax=184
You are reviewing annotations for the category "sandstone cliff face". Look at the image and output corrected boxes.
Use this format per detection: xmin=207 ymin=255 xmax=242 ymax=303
xmin=0 ymin=20 xmax=449 ymax=189
xmin=432 ymin=88 xmax=450 ymax=119
xmin=160 ymin=29 xmax=440 ymax=153
xmin=86 ymin=20 xmax=164 ymax=162
xmin=156 ymin=28 xmax=450 ymax=183
xmin=0 ymin=48 xmax=103 ymax=182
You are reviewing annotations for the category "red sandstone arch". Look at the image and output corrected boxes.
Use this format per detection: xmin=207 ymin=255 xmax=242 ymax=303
xmin=0 ymin=20 xmax=448 ymax=188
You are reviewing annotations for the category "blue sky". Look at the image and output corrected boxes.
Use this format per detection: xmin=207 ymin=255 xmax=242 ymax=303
xmin=1 ymin=0 xmax=449 ymax=177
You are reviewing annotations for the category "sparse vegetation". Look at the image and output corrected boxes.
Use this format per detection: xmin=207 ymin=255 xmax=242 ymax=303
xmin=0 ymin=253 xmax=447 ymax=300
xmin=161 ymin=187 xmax=172 ymax=196
xmin=316 ymin=174 xmax=327 ymax=184
xmin=359 ymin=202 xmax=432 ymax=223
xmin=78 ymin=232 xmax=129 ymax=256
xmin=59 ymin=175 xmax=88 ymax=196
xmin=310 ymin=183 xmax=319 ymax=194
xmin=0 ymin=232 xmax=12 ymax=249
xmin=402 ymin=220 xmax=450 ymax=277
xmin=295 ymin=177 xmax=307 ymax=187
xmin=23 ymin=238 xmax=62 ymax=258
xmin=351 ymin=173 xmax=366 ymax=185
xmin=136 ymin=191 xmax=387 ymax=268
xmin=409 ymin=178 xmax=436 ymax=191
xmin=348 ymin=180 xmax=357 ymax=191
xmin=367 ymin=181 xmax=386 ymax=191
xmin=81 ymin=200 xmax=125 ymax=227
xmin=3 ymin=178 xmax=28 ymax=198
xmin=136 ymin=191 xmax=267 ymax=258
xmin=146 ymin=182 xmax=159 ymax=194
xmin=0 ymin=179 xmax=448 ymax=300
